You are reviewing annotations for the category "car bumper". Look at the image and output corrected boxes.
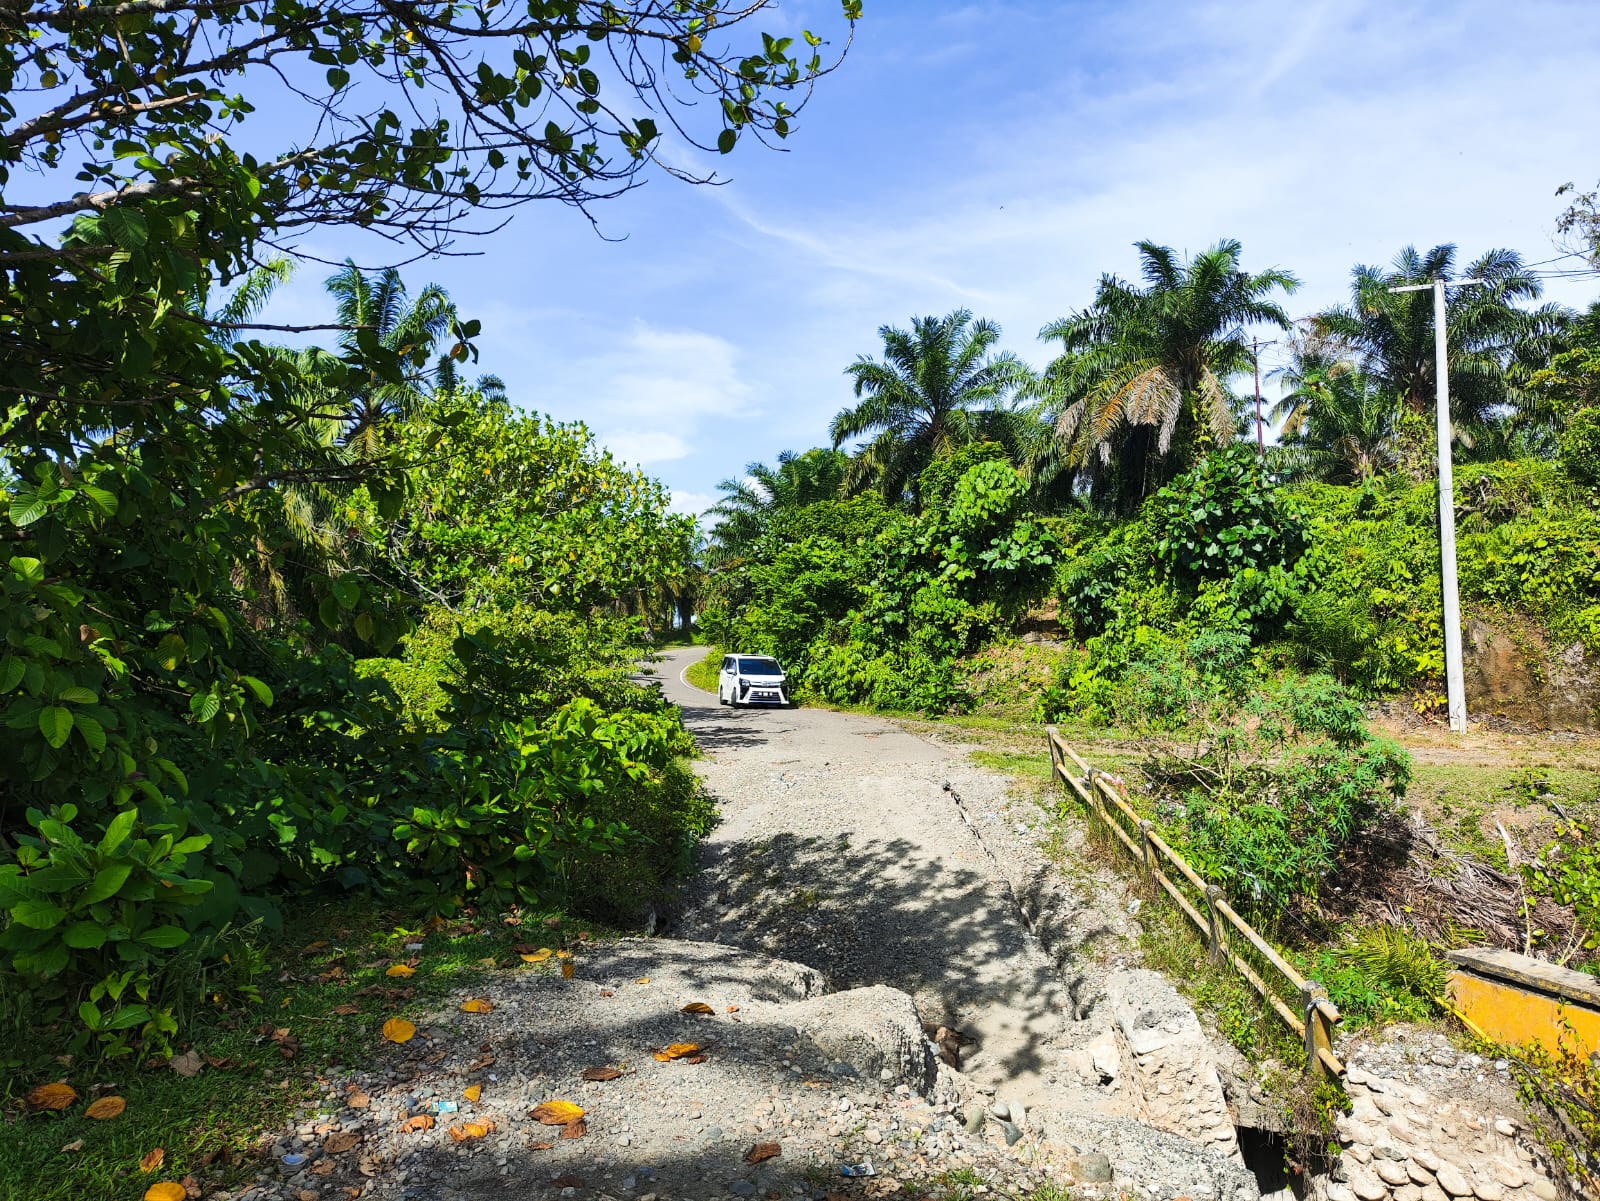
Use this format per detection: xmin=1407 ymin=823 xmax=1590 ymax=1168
xmin=740 ymin=687 xmax=788 ymax=705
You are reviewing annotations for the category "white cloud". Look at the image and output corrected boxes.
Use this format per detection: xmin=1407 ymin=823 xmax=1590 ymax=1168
xmin=667 ymin=488 xmax=720 ymax=518
xmin=602 ymin=429 xmax=693 ymax=466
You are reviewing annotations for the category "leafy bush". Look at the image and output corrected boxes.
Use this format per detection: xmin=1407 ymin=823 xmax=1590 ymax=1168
xmin=1560 ymin=406 xmax=1600 ymax=485
xmin=1150 ymin=444 xmax=1305 ymax=585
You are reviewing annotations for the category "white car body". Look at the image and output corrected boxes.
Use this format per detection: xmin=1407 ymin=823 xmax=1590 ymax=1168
xmin=717 ymin=654 xmax=790 ymax=707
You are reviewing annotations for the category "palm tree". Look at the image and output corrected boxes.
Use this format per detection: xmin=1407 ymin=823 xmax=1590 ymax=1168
xmin=1269 ymin=334 xmax=1399 ymax=483
xmin=325 ymin=261 xmax=456 ymax=456
xmin=830 ymin=310 xmax=1031 ymax=506
xmin=1038 ymin=239 xmax=1297 ymax=513
xmin=1312 ymin=245 xmax=1568 ymax=458
xmin=707 ymin=447 xmax=847 ymax=558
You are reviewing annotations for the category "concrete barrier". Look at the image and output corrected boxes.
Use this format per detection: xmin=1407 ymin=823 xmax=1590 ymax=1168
xmin=1445 ymin=946 xmax=1600 ymax=1057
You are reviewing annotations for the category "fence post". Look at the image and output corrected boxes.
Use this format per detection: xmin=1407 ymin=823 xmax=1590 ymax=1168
xmin=1137 ymin=820 xmax=1155 ymax=879
xmin=1204 ymin=885 xmax=1224 ymax=962
xmin=1302 ymin=982 xmax=1335 ymax=1079
xmin=1045 ymin=726 xmax=1061 ymax=783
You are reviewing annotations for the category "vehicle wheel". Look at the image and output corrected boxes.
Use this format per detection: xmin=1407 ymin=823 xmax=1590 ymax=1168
xmin=717 ymin=685 xmax=729 ymax=706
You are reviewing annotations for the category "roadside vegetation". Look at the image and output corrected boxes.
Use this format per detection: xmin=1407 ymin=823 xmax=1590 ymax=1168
xmin=0 ymin=2 xmax=859 ymax=1193
xmin=698 ymin=226 xmax=1600 ymax=1175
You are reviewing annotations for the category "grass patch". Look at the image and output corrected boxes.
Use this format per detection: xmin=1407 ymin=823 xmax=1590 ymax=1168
xmin=683 ymin=646 xmax=720 ymax=694
xmin=2 ymin=901 xmax=596 ymax=1201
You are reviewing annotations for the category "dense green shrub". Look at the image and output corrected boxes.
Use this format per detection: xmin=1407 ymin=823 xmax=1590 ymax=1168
xmin=1561 ymin=407 xmax=1600 ymax=485
xmin=1151 ymin=443 xmax=1305 ymax=585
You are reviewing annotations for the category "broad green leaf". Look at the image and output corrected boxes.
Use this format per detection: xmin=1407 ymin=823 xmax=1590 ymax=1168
xmin=74 ymin=712 xmax=106 ymax=753
xmin=240 ymin=675 xmax=274 ymax=706
xmin=80 ymin=485 xmax=118 ymax=516
xmin=58 ymin=686 xmax=98 ymax=704
xmin=9 ymin=495 xmax=47 ymax=526
xmin=10 ymin=897 xmax=68 ymax=929
xmin=101 ymin=207 xmax=149 ymax=249
xmin=138 ymin=925 xmax=190 ymax=948
xmin=38 ymin=704 xmax=73 ymax=748
xmin=99 ymin=808 xmax=137 ymax=856
xmin=190 ymin=691 xmax=221 ymax=723
xmin=156 ymin=633 xmax=186 ymax=671
xmin=80 ymin=862 xmax=134 ymax=906
xmin=63 ymin=921 xmax=108 ymax=949
xmin=0 ymin=656 xmax=22 ymax=694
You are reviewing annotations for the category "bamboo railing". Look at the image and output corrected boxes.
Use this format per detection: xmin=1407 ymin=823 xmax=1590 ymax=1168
xmin=1046 ymin=726 xmax=1344 ymax=1079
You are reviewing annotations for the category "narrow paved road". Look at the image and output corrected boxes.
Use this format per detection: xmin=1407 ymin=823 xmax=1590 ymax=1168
xmin=647 ymin=647 xmax=1073 ymax=1107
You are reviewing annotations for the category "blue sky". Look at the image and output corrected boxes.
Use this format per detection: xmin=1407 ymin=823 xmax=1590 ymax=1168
xmin=255 ymin=0 xmax=1600 ymax=518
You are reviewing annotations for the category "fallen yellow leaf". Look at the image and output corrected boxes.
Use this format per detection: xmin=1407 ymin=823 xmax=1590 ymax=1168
xmin=26 ymin=1082 xmax=77 ymax=1110
xmin=530 ymin=1100 xmax=585 ymax=1126
xmin=140 ymin=1148 xmax=166 ymax=1173
xmin=652 ymin=1042 xmax=702 ymax=1062
xmin=520 ymin=949 xmax=552 ymax=964
xmin=381 ymin=1018 xmax=416 ymax=1044
xmin=680 ymin=1002 xmax=714 ymax=1015
xmin=463 ymin=1084 xmax=482 ymax=1102
xmin=85 ymin=1095 xmax=126 ymax=1120
xmin=144 ymin=1185 xmax=187 ymax=1201
xmin=459 ymin=998 xmax=493 ymax=1014
xmin=634 ymin=976 xmax=649 ymax=985
xmin=448 ymin=1121 xmax=494 ymax=1142
xmin=400 ymin=1114 xmax=434 ymax=1133
xmin=555 ymin=949 xmax=573 ymax=960
xmin=385 ymin=964 xmax=415 ymax=978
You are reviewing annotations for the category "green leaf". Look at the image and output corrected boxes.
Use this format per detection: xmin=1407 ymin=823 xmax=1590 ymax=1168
xmin=9 ymin=495 xmax=47 ymax=526
xmin=9 ymin=556 xmax=44 ymax=583
xmin=101 ymin=207 xmax=149 ymax=249
xmin=10 ymin=897 xmax=68 ymax=929
xmin=80 ymin=485 xmax=118 ymax=516
xmin=38 ymin=704 xmax=73 ymax=748
xmin=99 ymin=808 xmax=137 ymax=856
xmin=57 ymin=686 xmax=98 ymax=704
xmin=63 ymin=921 xmax=108 ymax=949
xmin=327 ymin=66 xmax=350 ymax=90
xmin=78 ymin=999 xmax=103 ymax=1028
xmin=171 ymin=834 xmax=211 ymax=856
xmin=74 ymin=712 xmax=106 ymax=754
xmin=138 ymin=925 xmax=190 ymax=948
xmin=80 ymin=862 xmax=134 ymax=906
xmin=240 ymin=675 xmax=274 ymax=706
xmin=716 ymin=128 xmax=737 ymax=154
xmin=190 ymin=691 xmax=221 ymax=723
xmin=0 ymin=656 xmax=22 ymax=694
xmin=156 ymin=632 xmax=186 ymax=671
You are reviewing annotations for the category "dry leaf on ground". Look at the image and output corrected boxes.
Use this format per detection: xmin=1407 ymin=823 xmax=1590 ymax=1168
xmin=180 ymin=1175 xmax=201 ymax=1199
xmin=651 ymin=1043 xmax=702 ymax=1062
xmin=634 ymin=976 xmax=649 ymax=984
xmin=27 ymin=1081 xmax=78 ymax=1110
xmin=348 ymin=1091 xmax=370 ymax=1109
xmin=462 ymin=1084 xmax=481 ymax=1102
xmin=381 ymin=1018 xmax=416 ymax=1043
xmin=140 ymin=1148 xmax=166 ymax=1172
xmin=580 ymin=1066 xmax=622 ymax=1081
xmin=202 ymin=1054 xmax=235 ymax=1069
xmin=680 ymin=1002 xmax=714 ymax=1015
xmin=168 ymin=1050 xmax=202 ymax=1078
xmin=529 ymin=1141 xmax=554 ymax=1151
xmin=60 ymin=1139 xmax=84 ymax=1153
xmin=331 ymin=1003 xmax=361 ymax=1016
xmin=384 ymin=964 xmax=415 ymax=978
xmin=520 ymin=949 xmax=552 ymax=963
xmin=324 ymin=1131 xmax=362 ymax=1154
xmin=399 ymin=1115 xmax=434 ymax=1133
xmin=559 ymin=1118 xmax=587 ymax=1139
xmin=143 ymin=1184 xmax=186 ymax=1201
xmin=745 ymin=1142 xmax=781 ymax=1163
xmin=459 ymin=998 xmax=493 ymax=1014
xmin=85 ymin=1096 xmax=126 ymax=1119
xmin=681 ymin=1053 xmax=708 ymax=1064
xmin=726 ymin=1005 xmax=740 ymax=1013
xmin=448 ymin=1121 xmax=494 ymax=1142
xmin=529 ymin=1100 xmax=585 ymax=1126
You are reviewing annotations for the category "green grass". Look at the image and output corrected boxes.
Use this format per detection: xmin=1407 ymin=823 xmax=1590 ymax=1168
xmin=682 ymin=646 xmax=720 ymax=693
xmin=3 ymin=902 xmax=595 ymax=1201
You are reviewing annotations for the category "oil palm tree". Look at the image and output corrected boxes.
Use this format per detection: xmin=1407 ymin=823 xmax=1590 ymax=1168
xmin=707 ymin=447 xmax=847 ymax=558
xmin=1269 ymin=335 xmax=1399 ymax=483
xmin=1038 ymin=239 xmax=1297 ymax=513
xmin=325 ymin=260 xmax=456 ymax=456
xmin=830 ymin=310 xmax=1031 ymax=507
xmin=1312 ymin=244 xmax=1568 ymax=458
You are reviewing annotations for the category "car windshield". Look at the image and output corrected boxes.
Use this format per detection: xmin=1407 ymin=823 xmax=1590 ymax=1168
xmin=738 ymin=657 xmax=783 ymax=675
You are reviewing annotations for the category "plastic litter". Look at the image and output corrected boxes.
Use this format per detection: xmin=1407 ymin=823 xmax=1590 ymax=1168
xmin=839 ymin=1161 xmax=875 ymax=1178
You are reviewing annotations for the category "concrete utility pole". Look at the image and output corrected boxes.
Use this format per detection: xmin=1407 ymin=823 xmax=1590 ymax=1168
xmin=1388 ymin=277 xmax=1483 ymax=735
xmin=1252 ymin=337 xmax=1266 ymax=457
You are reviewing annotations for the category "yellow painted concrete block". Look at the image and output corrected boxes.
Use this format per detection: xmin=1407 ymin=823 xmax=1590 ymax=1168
xmin=1445 ymin=947 xmax=1600 ymax=1059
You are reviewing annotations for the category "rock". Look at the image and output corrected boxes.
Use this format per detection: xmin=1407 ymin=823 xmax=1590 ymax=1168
xmin=783 ymin=988 xmax=935 ymax=1094
xmin=1327 ymin=1187 xmax=1358 ymax=1201
xmin=730 ymin=1182 xmax=757 ymax=1197
xmin=1471 ymin=1183 xmax=1504 ymax=1201
xmin=1493 ymin=1119 xmax=1517 ymax=1138
xmin=1407 ymin=1160 xmax=1435 ymax=1185
xmin=1530 ymin=1181 xmax=1558 ymax=1201
xmin=1434 ymin=1165 xmax=1472 ymax=1197
xmin=864 ymin=1128 xmax=882 ymax=1145
xmin=996 ymin=1119 xmax=1022 ymax=1147
xmin=1352 ymin=1173 xmax=1390 ymax=1201
xmin=988 ymin=1102 xmax=1009 ymax=1121
xmin=1075 ymin=1152 xmax=1113 ymax=1183
xmin=1412 ymin=1150 xmax=1441 ymax=1174
xmin=1490 ymin=1163 xmax=1523 ymax=1188
xmin=1377 ymin=1161 xmax=1410 ymax=1187
xmin=963 ymin=1109 xmax=986 ymax=1135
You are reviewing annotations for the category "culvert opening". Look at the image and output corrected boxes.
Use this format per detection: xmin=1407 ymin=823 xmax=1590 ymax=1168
xmin=1236 ymin=1124 xmax=1293 ymax=1196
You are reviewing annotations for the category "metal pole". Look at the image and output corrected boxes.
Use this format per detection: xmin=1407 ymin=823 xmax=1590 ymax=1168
xmin=1433 ymin=279 xmax=1468 ymax=734
xmin=1253 ymin=337 xmax=1265 ymax=456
